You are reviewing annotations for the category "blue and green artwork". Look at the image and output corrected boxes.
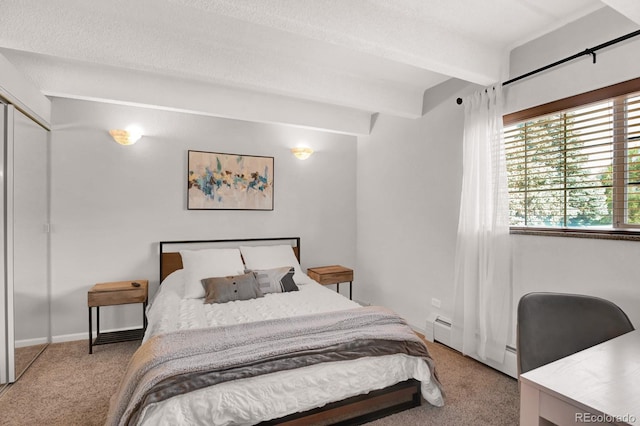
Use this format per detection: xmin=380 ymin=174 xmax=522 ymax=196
xmin=188 ymin=151 xmax=273 ymax=210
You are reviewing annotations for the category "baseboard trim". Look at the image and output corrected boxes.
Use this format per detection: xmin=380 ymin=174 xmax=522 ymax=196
xmin=51 ymin=333 xmax=86 ymax=344
xmin=15 ymin=337 xmax=49 ymax=348
xmin=425 ymin=314 xmax=517 ymax=378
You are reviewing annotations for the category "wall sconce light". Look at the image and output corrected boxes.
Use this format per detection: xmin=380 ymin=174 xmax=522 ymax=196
xmin=291 ymin=147 xmax=314 ymax=160
xmin=109 ymin=127 xmax=143 ymax=145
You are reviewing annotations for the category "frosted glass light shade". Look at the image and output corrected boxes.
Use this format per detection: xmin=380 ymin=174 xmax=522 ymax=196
xmin=109 ymin=129 xmax=142 ymax=145
xmin=291 ymin=147 xmax=313 ymax=160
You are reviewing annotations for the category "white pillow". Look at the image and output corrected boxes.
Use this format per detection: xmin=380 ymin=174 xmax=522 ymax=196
xmin=240 ymin=245 xmax=305 ymax=283
xmin=148 ymin=269 xmax=185 ymax=310
xmin=179 ymin=248 xmax=245 ymax=299
xmin=159 ymin=269 xmax=185 ymax=297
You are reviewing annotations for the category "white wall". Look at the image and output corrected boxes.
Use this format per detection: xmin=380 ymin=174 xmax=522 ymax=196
xmin=356 ymin=83 xmax=472 ymax=330
xmin=50 ymin=98 xmax=357 ymax=341
xmin=357 ymin=6 xmax=640 ymax=336
xmin=512 ymin=236 xmax=640 ymax=328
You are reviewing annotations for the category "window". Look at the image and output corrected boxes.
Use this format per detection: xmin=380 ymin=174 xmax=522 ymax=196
xmin=503 ymin=78 xmax=640 ymax=238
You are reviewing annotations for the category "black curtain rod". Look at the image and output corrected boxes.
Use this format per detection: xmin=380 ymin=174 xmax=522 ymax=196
xmin=456 ymin=28 xmax=640 ymax=105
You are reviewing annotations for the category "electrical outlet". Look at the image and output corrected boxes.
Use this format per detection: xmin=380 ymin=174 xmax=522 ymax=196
xmin=431 ymin=298 xmax=441 ymax=308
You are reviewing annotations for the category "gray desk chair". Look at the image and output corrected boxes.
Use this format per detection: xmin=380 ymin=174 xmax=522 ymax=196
xmin=517 ymin=292 xmax=634 ymax=375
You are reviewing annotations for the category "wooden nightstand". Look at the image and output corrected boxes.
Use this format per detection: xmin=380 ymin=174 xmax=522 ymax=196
xmin=88 ymin=280 xmax=148 ymax=354
xmin=307 ymin=265 xmax=354 ymax=300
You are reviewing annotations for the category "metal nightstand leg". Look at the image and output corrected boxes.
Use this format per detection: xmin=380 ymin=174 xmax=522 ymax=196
xmin=335 ymin=282 xmax=353 ymax=300
xmin=88 ymin=307 xmax=92 ymax=354
xmin=88 ymin=306 xmax=101 ymax=354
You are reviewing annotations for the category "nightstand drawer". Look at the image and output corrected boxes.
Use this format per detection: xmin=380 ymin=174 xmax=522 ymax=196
xmin=88 ymin=280 xmax=148 ymax=307
xmin=307 ymin=266 xmax=353 ymax=285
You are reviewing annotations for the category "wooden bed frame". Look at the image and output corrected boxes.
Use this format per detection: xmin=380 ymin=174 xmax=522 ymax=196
xmin=158 ymin=237 xmax=422 ymax=425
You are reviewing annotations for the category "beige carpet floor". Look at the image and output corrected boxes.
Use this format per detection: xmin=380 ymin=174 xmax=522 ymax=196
xmin=14 ymin=343 xmax=48 ymax=381
xmin=0 ymin=339 xmax=519 ymax=425
xmin=369 ymin=341 xmax=519 ymax=425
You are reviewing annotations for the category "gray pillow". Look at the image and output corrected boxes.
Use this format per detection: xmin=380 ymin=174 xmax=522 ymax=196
xmin=248 ymin=266 xmax=299 ymax=294
xmin=201 ymin=272 xmax=263 ymax=304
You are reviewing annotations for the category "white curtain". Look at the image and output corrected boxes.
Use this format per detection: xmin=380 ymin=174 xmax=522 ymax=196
xmin=452 ymin=85 xmax=511 ymax=363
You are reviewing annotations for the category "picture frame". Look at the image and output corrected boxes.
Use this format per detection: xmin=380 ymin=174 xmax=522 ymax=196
xmin=187 ymin=150 xmax=274 ymax=210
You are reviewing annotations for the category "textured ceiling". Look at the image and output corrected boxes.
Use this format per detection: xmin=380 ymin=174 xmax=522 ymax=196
xmin=0 ymin=0 xmax=638 ymax=134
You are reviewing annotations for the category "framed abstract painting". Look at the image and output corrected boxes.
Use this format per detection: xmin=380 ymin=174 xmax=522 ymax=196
xmin=187 ymin=150 xmax=274 ymax=210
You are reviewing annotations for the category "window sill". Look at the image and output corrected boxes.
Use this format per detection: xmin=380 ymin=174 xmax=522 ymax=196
xmin=510 ymin=227 xmax=640 ymax=242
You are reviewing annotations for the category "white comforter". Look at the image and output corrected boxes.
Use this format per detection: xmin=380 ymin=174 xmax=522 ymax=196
xmin=137 ymin=274 xmax=443 ymax=425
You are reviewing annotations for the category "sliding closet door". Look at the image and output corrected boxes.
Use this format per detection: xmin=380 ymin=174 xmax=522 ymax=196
xmin=0 ymin=103 xmax=6 ymax=386
xmin=8 ymin=106 xmax=50 ymax=382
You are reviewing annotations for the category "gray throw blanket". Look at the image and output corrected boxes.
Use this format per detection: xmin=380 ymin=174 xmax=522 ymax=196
xmin=106 ymin=306 xmax=440 ymax=426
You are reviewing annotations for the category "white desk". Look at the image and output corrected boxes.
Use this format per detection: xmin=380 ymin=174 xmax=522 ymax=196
xmin=520 ymin=330 xmax=640 ymax=426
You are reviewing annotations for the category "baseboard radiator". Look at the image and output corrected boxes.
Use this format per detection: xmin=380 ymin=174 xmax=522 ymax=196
xmin=425 ymin=315 xmax=517 ymax=379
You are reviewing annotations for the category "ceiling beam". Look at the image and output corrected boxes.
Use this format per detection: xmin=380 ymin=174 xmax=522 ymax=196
xmin=0 ymin=52 xmax=51 ymax=128
xmin=1 ymin=50 xmax=373 ymax=136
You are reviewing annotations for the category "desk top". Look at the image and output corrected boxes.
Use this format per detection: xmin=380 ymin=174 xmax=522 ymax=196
xmin=520 ymin=330 xmax=640 ymax=425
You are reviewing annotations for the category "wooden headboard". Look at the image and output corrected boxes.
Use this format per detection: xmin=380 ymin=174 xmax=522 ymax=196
xmin=159 ymin=237 xmax=301 ymax=283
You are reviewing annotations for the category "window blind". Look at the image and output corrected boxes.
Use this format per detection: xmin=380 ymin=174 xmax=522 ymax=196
xmin=504 ymin=92 xmax=640 ymax=229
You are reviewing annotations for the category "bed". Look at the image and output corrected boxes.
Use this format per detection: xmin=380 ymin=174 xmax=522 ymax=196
xmin=107 ymin=237 xmax=443 ymax=425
